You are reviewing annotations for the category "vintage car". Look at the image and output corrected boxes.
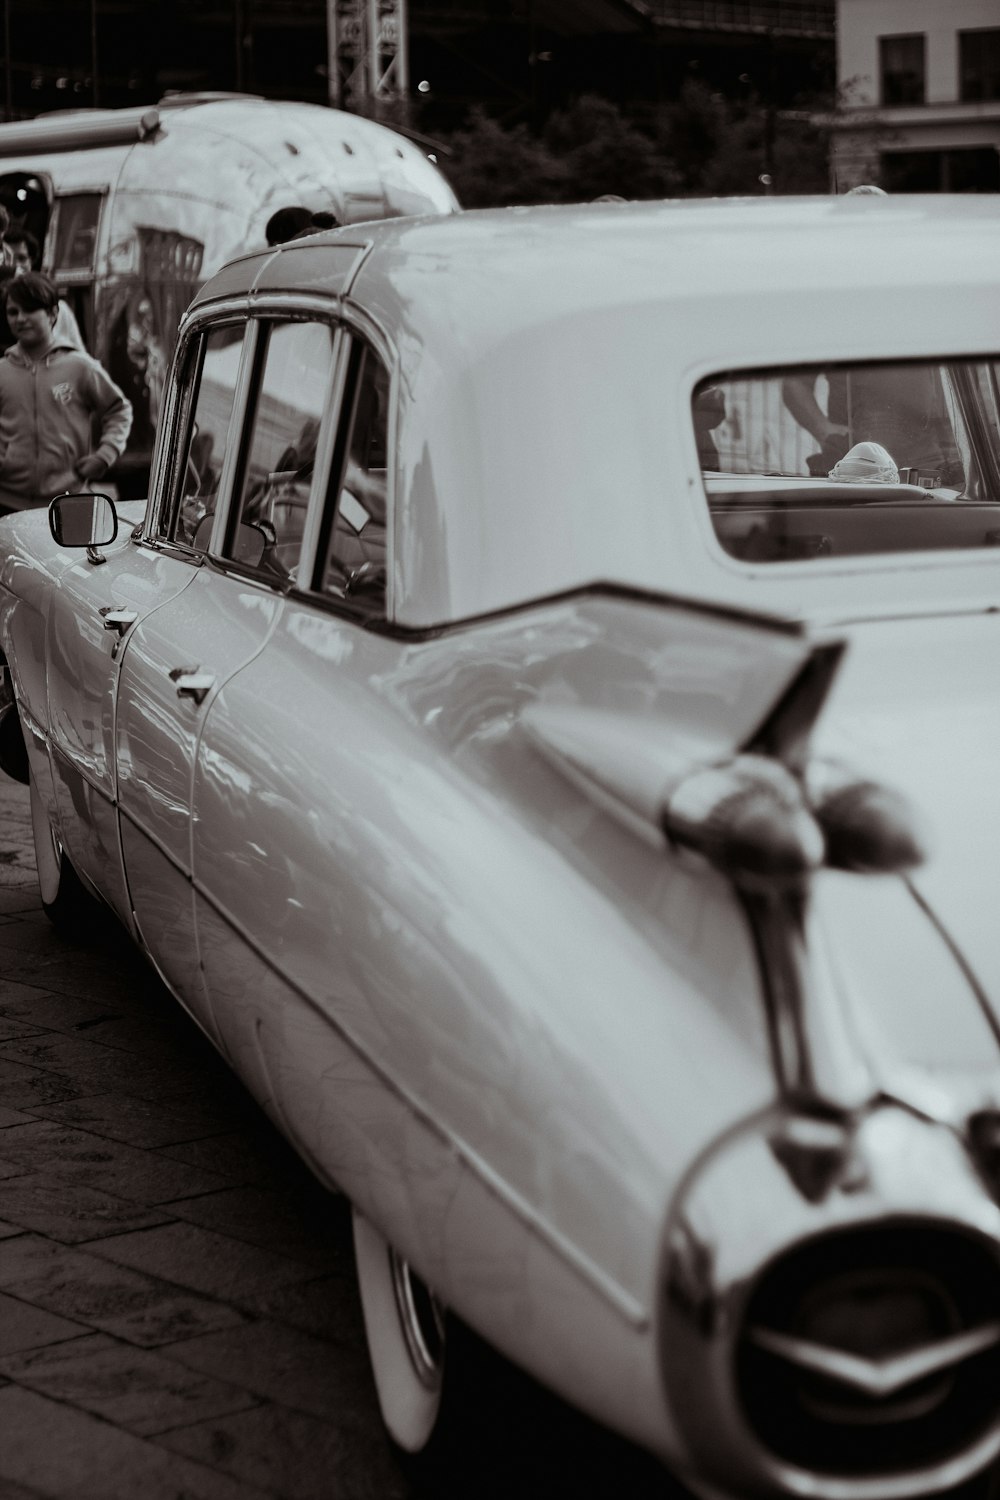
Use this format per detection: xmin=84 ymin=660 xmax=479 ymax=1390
xmin=0 ymin=92 xmax=459 ymax=489
xmin=1 ymin=194 xmax=1000 ymax=1499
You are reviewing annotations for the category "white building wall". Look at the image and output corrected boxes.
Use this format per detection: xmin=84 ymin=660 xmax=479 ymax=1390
xmin=833 ymin=0 xmax=1000 ymax=189
xmin=839 ymin=0 xmax=1000 ymax=106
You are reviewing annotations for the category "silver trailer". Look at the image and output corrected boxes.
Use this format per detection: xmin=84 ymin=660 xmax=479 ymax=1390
xmin=0 ymin=92 xmax=459 ymax=490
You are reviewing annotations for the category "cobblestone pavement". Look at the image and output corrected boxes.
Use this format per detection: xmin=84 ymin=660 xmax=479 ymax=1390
xmin=0 ymin=777 xmax=682 ymax=1500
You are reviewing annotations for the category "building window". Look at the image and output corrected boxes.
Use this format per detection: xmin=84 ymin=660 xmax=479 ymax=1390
xmin=960 ymin=28 xmax=1000 ymax=102
xmin=879 ymin=34 xmax=925 ymax=105
xmin=881 ymin=148 xmax=1000 ymax=194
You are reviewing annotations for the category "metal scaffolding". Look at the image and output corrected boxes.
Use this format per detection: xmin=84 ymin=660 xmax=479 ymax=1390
xmin=327 ymin=0 xmax=409 ymax=114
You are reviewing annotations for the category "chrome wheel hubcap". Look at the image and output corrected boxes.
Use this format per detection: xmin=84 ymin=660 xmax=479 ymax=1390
xmin=391 ymin=1249 xmax=446 ymax=1389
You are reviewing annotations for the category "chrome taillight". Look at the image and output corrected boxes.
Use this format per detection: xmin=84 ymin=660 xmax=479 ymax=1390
xmin=739 ymin=1225 xmax=1000 ymax=1477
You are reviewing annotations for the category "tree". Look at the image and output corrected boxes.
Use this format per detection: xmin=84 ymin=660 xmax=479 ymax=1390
xmin=437 ymin=86 xmax=831 ymax=208
xmin=437 ymin=108 xmax=565 ymax=208
xmin=542 ymin=95 xmax=678 ymax=200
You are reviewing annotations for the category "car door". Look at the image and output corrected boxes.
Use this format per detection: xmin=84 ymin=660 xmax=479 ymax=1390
xmin=115 ymin=312 xmax=343 ymax=1027
xmin=40 ymin=302 xmax=210 ymax=925
xmin=43 ymin=532 xmax=199 ymax=927
xmin=189 ymin=330 xmax=390 ymax=1134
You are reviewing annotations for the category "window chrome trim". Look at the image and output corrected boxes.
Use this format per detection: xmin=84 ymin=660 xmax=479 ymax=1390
xmin=201 ymin=320 xmax=264 ymax=558
xmin=313 ymin=300 xmax=397 ymax=621
xmin=297 ymin=327 xmax=353 ymax=589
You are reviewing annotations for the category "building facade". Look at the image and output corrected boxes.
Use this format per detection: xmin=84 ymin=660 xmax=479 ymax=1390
xmin=832 ymin=0 xmax=1000 ymax=190
xmin=2 ymin=2 xmax=834 ymax=133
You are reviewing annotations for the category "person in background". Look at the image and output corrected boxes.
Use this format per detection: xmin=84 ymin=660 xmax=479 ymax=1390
xmin=0 ymin=206 xmax=13 ymax=268
xmin=3 ymin=225 xmax=86 ymax=351
xmin=781 ymin=179 xmax=961 ymax=487
xmin=0 ymin=266 xmax=16 ymax=352
xmin=265 ymin=206 xmax=341 ymax=247
xmin=265 ymin=206 xmax=314 ymax=246
xmin=4 ymin=226 xmax=39 ymax=274
xmin=0 ymin=272 xmax=131 ymax=514
xmin=306 ymin=210 xmax=339 ymax=232
xmin=107 ymin=287 xmax=165 ymax=453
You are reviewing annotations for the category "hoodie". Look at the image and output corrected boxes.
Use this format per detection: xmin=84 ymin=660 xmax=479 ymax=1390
xmin=0 ymin=339 xmax=133 ymax=507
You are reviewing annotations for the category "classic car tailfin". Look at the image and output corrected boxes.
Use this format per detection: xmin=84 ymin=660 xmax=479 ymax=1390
xmin=520 ymin=631 xmax=925 ymax=889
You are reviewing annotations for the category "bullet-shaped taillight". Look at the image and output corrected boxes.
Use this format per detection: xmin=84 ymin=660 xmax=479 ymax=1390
xmin=807 ymin=763 xmax=927 ymax=874
xmin=660 ymin=755 xmax=825 ymax=889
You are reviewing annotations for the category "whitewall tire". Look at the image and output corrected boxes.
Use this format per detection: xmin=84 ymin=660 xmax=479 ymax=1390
xmin=29 ymin=768 xmax=98 ymax=934
xmin=352 ymin=1207 xmax=448 ymax=1454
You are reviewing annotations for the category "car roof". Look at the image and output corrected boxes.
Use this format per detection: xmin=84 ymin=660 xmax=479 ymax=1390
xmin=202 ymin=194 xmax=999 ymax=344
xmin=192 ymin=197 xmax=1000 ymax=629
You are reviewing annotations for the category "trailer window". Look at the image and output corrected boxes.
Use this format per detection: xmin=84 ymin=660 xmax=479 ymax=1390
xmin=50 ymin=193 xmax=101 ymax=274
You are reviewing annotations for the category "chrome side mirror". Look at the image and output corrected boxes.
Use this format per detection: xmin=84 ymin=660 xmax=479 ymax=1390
xmin=49 ymin=492 xmax=118 ymax=559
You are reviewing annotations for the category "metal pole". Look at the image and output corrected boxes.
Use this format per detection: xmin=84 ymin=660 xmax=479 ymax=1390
xmin=528 ymin=0 xmax=537 ymax=130
xmin=396 ymin=0 xmax=408 ymax=100
xmin=367 ymin=0 xmax=378 ymax=115
xmin=234 ymin=0 xmax=244 ymax=92
xmin=762 ymin=28 xmax=776 ymax=194
xmin=4 ymin=0 xmax=12 ymax=122
xmin=91 ymin=0 xmax=99 ymax=108
xmin=326 ymin=0 xmax=340 ymax=107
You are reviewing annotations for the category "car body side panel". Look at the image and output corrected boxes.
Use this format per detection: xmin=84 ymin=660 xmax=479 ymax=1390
xmin=115 ymin=566 xmax=282 ymax=1008
xmin=190 ymin=887 xmax=682 ymax=1459
xmin=0 ymin=509 xmax=193 ymax=922
xmin=188 ymin=596 xmax=799 ymax=1333
xmin=813 ymin=611 xmax=1000 ymax=1032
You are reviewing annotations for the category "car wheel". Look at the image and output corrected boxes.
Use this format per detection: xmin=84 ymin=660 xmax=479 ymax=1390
xmin=352 ymin=1207 xmax=449 ymax=1455
xmin=29 ymin=769 xmax=98 ymax=935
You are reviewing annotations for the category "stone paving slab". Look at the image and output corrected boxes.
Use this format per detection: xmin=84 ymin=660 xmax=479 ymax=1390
xmin=0 ymin=1332 xmax=261 ymax=1437
xmin=0 ymin=778 xmax=701 ymax=1498
xmin=0 ymin=1234 xmax=248 ymax=1347
xmin=163 ymin=1184 xmax=348 ymax=1270
xmin=0 ymin=1385 xmax=273 ymax=1500
xmin=154 ymin=1127 xmax=296 ymax=1186
xmin=23 ymin=1091 xmax=245 ymax=1150
xmin=156 ymin=1398 xmax=408 ymax=1500
xmin=0 ymin=1291 xmax=87 ymax=1355
xmin=88 ymin=1220 xmax=320 ymax=1305
xmin=0 ymin=1119 xmax=233 ymax=1204
xmin=160 ymin=1318 xmax=372 ymax=1423
xmin=0 ymin=1171 xmax=172 ymax=1242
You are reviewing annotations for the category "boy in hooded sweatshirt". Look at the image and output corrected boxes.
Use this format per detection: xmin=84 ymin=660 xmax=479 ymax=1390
xmin=0 ymin=272 xmax=132 ymax=513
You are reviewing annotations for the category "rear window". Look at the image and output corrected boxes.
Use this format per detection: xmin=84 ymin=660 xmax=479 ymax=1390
xmin=695 ymin=359 xmax=1000 ymax=564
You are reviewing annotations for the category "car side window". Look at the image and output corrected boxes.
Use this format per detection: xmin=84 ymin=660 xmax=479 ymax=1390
xmin=318 ymin=342 xmax=389 ymax=611
xmin=169 ymin=324 xmax=244 ymax=550
xmin=222 ymin=320 xmax=336 ymax=583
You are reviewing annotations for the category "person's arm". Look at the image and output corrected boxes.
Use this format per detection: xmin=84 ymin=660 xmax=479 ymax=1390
xmin=343 ymin=459 xmax=387 ymax=523
xmin=76 ymin=360 xmax=133 ymax=479
xmin=782 ymin=375 xmax=848 ymax=445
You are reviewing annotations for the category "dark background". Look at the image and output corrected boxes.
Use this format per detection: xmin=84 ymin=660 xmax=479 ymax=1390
xmin=0 ymin=2 xmax=838 ymax=200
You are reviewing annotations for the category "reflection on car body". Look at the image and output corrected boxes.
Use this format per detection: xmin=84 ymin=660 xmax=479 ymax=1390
xmin=3 ymin=195 xmax=1000 ymax=1500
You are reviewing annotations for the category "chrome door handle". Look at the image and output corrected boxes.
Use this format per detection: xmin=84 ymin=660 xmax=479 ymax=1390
xmin=100 ymin=607 xmax=138 ymax=636
xmin=169 ymin=668 xmax=215 ymax=706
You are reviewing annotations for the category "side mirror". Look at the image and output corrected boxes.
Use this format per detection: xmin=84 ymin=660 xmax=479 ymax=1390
xmin=49 ymin=492 xmax=118 ymax=550
xmin=231 ymin=520 xmax=271 ymax=567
